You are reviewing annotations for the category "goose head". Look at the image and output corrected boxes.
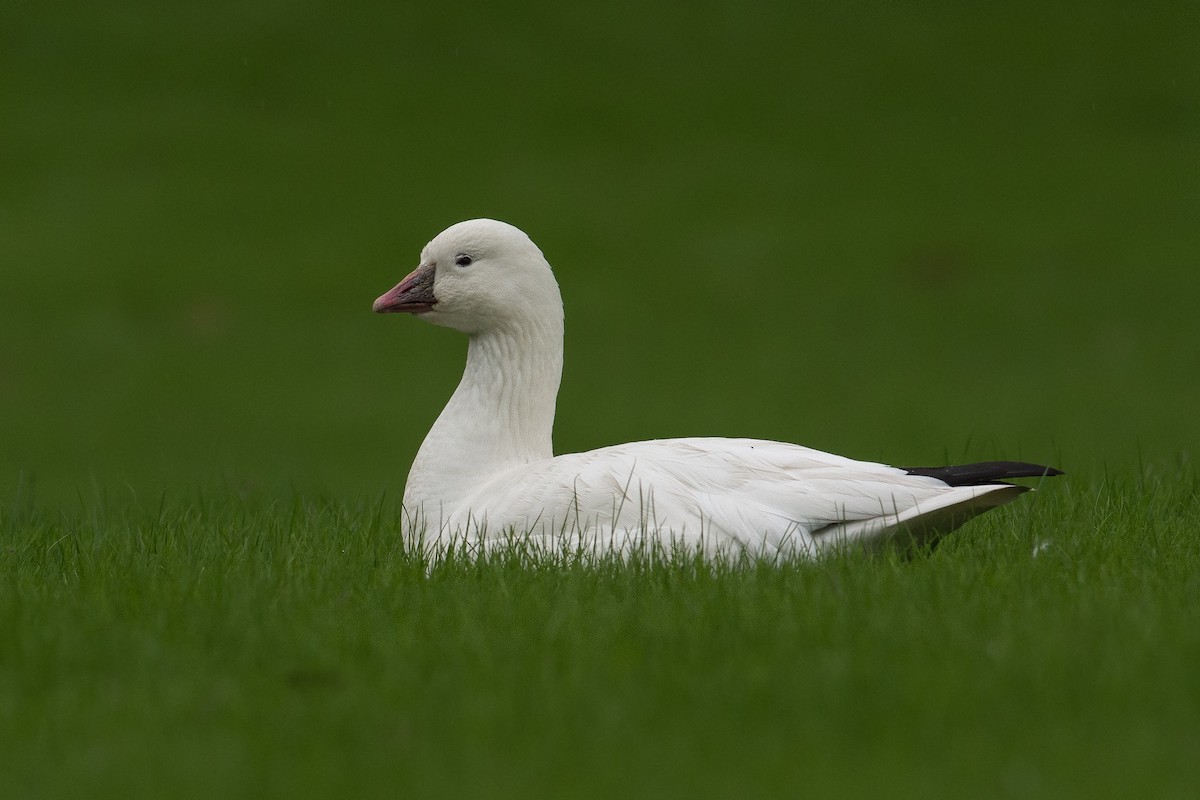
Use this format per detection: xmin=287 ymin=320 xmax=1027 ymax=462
xmin=373 ymin=219 xmax=563 ymax=336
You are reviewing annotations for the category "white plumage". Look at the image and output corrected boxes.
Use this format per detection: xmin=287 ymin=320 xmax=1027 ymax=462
xmin=373 ymin=219 xmax=1056 ymax=558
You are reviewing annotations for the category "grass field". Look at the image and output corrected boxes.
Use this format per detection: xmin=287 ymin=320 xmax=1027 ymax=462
xmin=3 ymin=472 xmax=1198 ymax=798
xmin=3 ymin=0 xmax=1198 ymax=797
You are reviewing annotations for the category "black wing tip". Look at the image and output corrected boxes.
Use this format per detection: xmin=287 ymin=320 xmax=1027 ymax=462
xmin=902 ymin=461 xmax=1064 ymax=487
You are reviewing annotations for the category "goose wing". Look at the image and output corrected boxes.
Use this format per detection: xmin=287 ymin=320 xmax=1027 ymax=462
xmin=452 ymin=438 xmax=1025 ymax=553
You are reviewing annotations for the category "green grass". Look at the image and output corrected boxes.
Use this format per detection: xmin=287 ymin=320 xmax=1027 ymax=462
xmin=3 ymin=469 xmax=1198 ymax=799
xmin=2 ymin=0 xmax=1198 ymax=796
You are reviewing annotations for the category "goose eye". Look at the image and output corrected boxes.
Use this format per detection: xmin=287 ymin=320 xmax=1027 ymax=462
xmin=454 ymin=254 xmax=473 ymax=267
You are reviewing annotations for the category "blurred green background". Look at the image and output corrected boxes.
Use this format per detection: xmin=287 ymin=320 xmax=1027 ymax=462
xmin=2 ymin=1 xmax=1197 ymax=501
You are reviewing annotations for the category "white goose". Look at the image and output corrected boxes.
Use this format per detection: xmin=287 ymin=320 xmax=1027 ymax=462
xmin=374 ymin=219 xmax=1060 ymax=558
